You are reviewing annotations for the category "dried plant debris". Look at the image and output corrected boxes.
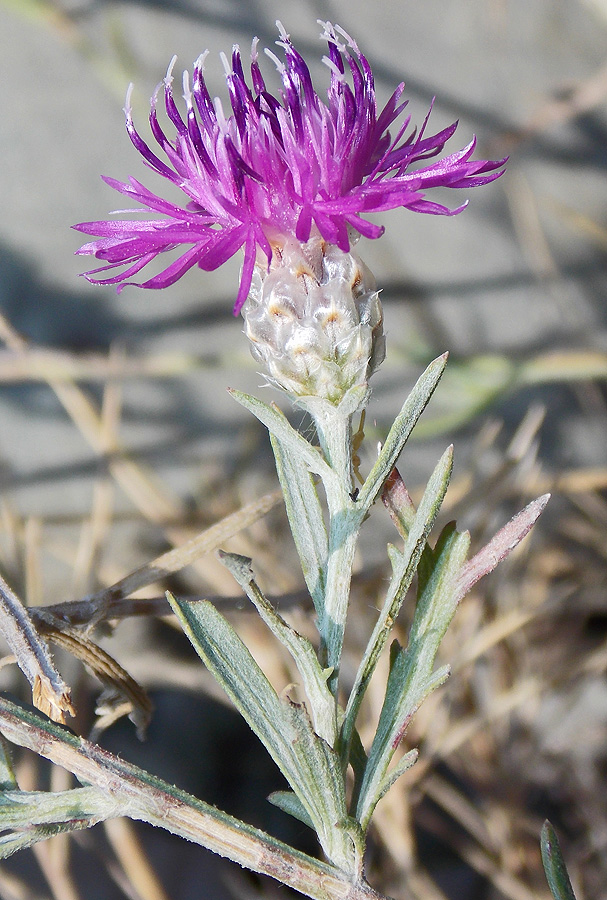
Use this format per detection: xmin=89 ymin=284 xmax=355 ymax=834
xmin=0 ymin=573 xmax=74 ymax=724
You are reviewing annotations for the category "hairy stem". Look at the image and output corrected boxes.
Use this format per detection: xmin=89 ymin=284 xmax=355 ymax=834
xmin=0 ymin=697 xmax=387 ymax=900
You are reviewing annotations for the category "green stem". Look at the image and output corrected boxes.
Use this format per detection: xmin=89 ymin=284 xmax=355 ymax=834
xmin=312 ymin=407 xmax=360 ymax=695
xmin=323 ymin=526 xmax=359 ymax=693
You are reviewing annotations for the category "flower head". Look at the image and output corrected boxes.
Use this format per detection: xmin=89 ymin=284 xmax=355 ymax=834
xmin=244 ymin=237 xmax=384 ymax=404
xmin=74 ymin=21 xmax=505 ymax=314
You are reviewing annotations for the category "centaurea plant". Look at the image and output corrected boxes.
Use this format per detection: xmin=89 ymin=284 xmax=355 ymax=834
xmin=0 ymin=22 xmax=550 ymax=900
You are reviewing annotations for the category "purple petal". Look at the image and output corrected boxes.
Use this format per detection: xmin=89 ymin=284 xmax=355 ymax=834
xmin=75 ymin=22 xmax=506 ymax=314
xmin=82 ymin=252 xmax=158 ymax=285
xmin=123 ymin=245 xmax=203 ymax=290
xmin=233 ymin=231 xmax=257 ymax=314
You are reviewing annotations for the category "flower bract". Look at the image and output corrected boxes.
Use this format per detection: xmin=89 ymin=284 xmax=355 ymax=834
xmin=74 ymin=21 xmax=506 ymax=314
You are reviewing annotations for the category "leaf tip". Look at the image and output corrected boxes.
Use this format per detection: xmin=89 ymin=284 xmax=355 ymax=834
xmin=541 ymin=819 xmax=577 ymax=900
xmin=217 ymin=549 xmax=255 ymax=584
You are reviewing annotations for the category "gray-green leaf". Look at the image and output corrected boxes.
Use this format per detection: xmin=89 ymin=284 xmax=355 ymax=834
xmin=355 ymin=524 xmax=469 ymax=828
xmin=217 ymin=552 xmax=337 ymax=746
xmin=358 ymin=353 xmax=448 ymax=514
xmin=228 ymin=390 xmax=336 ymax=487
xmin=341 ymin=445 xmax=453 ymax=761
xmin=270 ymin=434 xmax=328 ymax=620
xmin=167 ymin=593 xmax=355 ymax=873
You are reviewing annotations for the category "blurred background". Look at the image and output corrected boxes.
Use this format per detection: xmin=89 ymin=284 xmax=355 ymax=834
xmin=0 ymin=0 xmax=607 ymax=898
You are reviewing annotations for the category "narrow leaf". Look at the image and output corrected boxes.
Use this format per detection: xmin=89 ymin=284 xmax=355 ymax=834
xmin=358 ymin=353 xmax=448 ymax=513
xmin=167 ymin=594 xmax=351 ymax=868
xmin=541 ymin=821 xmax=577 ymax=900
xmin=0 ymin=821 xmax=93 ymax=859
xmin=268 ymin=791 xmax=315 ymax=829
xmin=356 ymin=525 xmax=469 ymax=827
xmin=409 ymin=524 xmax=471 ymax=648
xmin=373 ymin=749 xmax=418 ymax=807
xmin=0 ymin=786 xmax=119 ymax=829
xmin=341 ymin=446 xmax=453 ymax=759
xmin=228 ymin=390 xmax=336 ymax=486
xmin=270 ymin=434 xmax=328 ymax=618
xmin=217 ymin=552 xmax=336 ymax=747
xmin=456 ymin=493 xmax=550 ymax=599
xmin=168 ymin=594 xmax=289 ymax=744
xmin=280 ymin=696 xmax=356 ymax=873
xmin=167 ymin=594 xmax=304 ymax=781
xmin=0 ymin=784 xmax=121 ymax=860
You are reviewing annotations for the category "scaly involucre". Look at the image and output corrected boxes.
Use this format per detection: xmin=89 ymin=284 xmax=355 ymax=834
xmin=74 ymin=21 xmax=505 ymax=314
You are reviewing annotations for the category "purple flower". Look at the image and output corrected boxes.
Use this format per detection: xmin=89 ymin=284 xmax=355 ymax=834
xmin=74 ymin=22 xmax=505 ymax=315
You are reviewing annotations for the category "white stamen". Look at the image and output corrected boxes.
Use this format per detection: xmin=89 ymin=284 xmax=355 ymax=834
xmin=335 ymin=24 xmax=358 ymax=51
xmin=318 ymin=20 xmax=346 ymax=54
xmin=275 ymin=20 xmax=289 ymax=41
xmin=219 ymin=51 xmax=232 ymax=78
xmin=164 ymin=55 xmax=178 ymax=87
xmin=150 ymin=81 xmax=163 ymax=112
xmin=322 ymin=56 xmax=344 ymax=80
xmin=194 ymin=50 xmax=209 ymax=75
xmin=264 ymin=48 xmax=285 ymax=74
xmin=250 ymin=36 xmax=259 ymax=62
xmin=123 ymin=83 xmax=134 ymax=119
xmin=182 ymin=70 xmax=193 ymax=108
xmin=213 ymin=96 xmax=228 ymax=133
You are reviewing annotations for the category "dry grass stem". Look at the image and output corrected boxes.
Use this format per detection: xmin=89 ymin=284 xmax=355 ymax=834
xmin=0 ymin=347 xmax=205 ymax=383
xmin=80 ymin=487 xmax=283 ymax=611
xmin=104 ymin=817 xmax=172 ymax=900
